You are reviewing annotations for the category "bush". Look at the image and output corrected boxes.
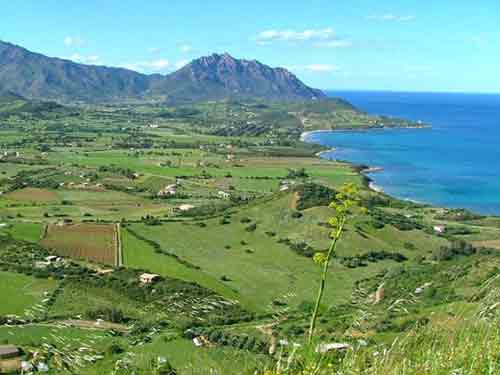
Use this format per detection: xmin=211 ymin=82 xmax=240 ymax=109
xmin=431 ymin=240 xmax=476 ymax=261
xmin=295 ymin=183 xmax=336 ymax=210
xmin=245 ymin=223 xmax=257 ymax=232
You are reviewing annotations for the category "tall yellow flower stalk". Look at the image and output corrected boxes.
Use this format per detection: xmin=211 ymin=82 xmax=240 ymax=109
xmin=308 ymin=183 xmax=364 ymax=344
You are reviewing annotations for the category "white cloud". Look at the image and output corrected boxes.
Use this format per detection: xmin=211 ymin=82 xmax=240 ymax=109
xmin=148 ymin=47 xmax=161 ymax=53
xmin=304 ymin=64 xmax=339 ymax=73
xmin=314 ymin=40 xmax=353 ymax=48
xmin=120 ymin=59 xmax=170 ymax=73
xmin=64 ymin=36 xmax=85 ymax=47
xmin=367 ymin=14 xmax=415 ymax=22
xmin=69 ymin=54 xmax=101 ymax=64
xmin=286 ymin=64 xmax=340 ymax=73
xmin=149 ymin=59 xmax=170 ymax=69
xmin=468 ymin=35 xmax=488 ymax=46
xmin=175 ymin=59 xmax=190 ymax=69
xmin=179 ymin=44 xmax=193 ymax=53
xmin=255 ymin=27 xmax=351 ymax=48
xmin=404 ymin=66 xmax=432 ymax=73
xmin=256 ymin=27 xmax=336 ymax=43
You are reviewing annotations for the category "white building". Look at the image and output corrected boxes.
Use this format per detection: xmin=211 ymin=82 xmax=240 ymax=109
xmin=433 ymin=225 xmax=446 ymax=234
xmin=217 ymin=191 xmax=230 ymax=199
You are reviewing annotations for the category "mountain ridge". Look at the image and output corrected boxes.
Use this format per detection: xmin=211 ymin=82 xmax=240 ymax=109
xmin=0 ymin=40 xmax=325 ymax=102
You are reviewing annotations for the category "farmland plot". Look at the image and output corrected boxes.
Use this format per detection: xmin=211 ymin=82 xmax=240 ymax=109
xmin=40 ymin=223 xmax=119 ymax=265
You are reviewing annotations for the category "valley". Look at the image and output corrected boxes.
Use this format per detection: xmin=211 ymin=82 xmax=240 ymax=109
xmin=0 ymin=94 xmax=499 ymax=374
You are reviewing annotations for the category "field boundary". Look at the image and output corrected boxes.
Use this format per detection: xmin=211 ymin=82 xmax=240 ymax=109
xmin=115 ymin=223 xmax=123 ymax=267
xmin=41 ymin=223 xmax=49 ymax=240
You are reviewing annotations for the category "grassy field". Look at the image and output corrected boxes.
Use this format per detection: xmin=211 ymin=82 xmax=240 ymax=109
xmin=0 ymin=221 xmax=44 ymax=242
xmin=0 ymin=271 xmax=57 ymax=316
xmin=125 ymin=193 xmax=447 ymax=312
xmin=48 ymin=282 xmax=147 ymax=320
xmin=121 ymin=228 xmax=240 ymax=303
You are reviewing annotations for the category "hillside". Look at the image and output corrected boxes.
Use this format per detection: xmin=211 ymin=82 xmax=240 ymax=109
xmin=0 ymin=41 xmax=153 ymax=102
xmin=0 ymin=92 xmax=74 ymax=119
xmin=0 ymin=41 xmax=324 ymax=102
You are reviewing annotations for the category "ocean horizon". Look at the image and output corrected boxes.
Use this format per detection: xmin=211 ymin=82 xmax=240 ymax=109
xmin=304 ymin=90 xmax=500 ymax=215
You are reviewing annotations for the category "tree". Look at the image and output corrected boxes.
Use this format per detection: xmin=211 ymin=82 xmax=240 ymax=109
xmin=308 ymin=182 xmax=365 ymax=344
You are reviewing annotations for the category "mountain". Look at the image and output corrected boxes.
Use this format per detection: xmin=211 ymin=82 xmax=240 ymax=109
xmin=148 ymin=53 xmax=325 ymax=101
xmin=0 ymin=41 xmax=153 ymax=102
xmin=0 ymin=41 xmax=325 ymax=102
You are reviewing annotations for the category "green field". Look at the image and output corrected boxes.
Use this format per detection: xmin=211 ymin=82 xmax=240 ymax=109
xmin=0 ymin=271 xmax=57 ymax=316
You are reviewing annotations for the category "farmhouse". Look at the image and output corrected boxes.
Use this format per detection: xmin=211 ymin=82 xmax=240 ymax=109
xmin=45 ymin=255 xmax=61 ymax=263
xmin=192 ymin=336 xmax=210 ymax=348
xmin=0 ymin=345 xmax=20 ymax=359
xmin=217 ymin=191 xmax=230 ymax=199
xmin=1 ymin=151 xmax=20 ymax=158
xmin=140 ymin=273 xmax=161 ymax=284
xmin=158 ymin=184 xmax=177 ymax=197
xmin=433 ymin=225 xmax=446 ymax=234
xmin=178 ymin=204 xmax=195 ymax=211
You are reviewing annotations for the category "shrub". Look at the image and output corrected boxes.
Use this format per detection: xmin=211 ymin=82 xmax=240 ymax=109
xmin=245 ymin=223 xmax=257 ymax=232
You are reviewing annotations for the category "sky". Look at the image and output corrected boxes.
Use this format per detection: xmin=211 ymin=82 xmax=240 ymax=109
xmin=1 ymin=0 xmax=499 ymax=93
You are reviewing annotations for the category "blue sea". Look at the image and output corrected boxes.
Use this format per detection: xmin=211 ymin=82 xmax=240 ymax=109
xmin=304 ymin=91 xmax=500 ymax=215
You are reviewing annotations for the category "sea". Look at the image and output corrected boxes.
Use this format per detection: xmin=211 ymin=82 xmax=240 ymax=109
xmin=303 ymin=91 xmax=500 ymax=215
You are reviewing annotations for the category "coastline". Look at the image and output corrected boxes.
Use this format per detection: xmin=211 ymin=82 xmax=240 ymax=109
xmin=300 ymin=124 xmax=429 ymax=142
xmin=300 ymin=127 xmax=430 ymax=204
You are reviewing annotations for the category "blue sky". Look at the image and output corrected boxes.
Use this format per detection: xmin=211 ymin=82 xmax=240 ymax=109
xmin=1 ymin=0 xmax=499 ymax=92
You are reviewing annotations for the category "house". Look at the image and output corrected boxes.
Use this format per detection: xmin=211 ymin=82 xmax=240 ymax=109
xmin=0 ymin=345 xmax=20 ymax=359
xmin=45 ymin=255 xmax=60 ymax=263
xmin=217 ymin=191 xmax=230 ymax=199
xmin=139 ymin=273 xmax=161 ymax=284
xmin=3 ymin=151 xmax=20 ymax=158
xmin=178 ymin=204 xmax=195 ymax=212
xmin=158 ymin=184 xmax=177 ymax=197
xmin=433 ymin=225 xmax=446 ymax=234
xmin=193 ymin=337 xmax=204 ymax=347
xmin=192 ymin=336 xmax=210 ymax=348
xmin=280 ymin=185 xmax=289 ymax=192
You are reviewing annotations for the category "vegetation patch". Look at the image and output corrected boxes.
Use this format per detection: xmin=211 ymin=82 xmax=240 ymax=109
xmin=4 ymin=187 xmax=59 ymax=202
